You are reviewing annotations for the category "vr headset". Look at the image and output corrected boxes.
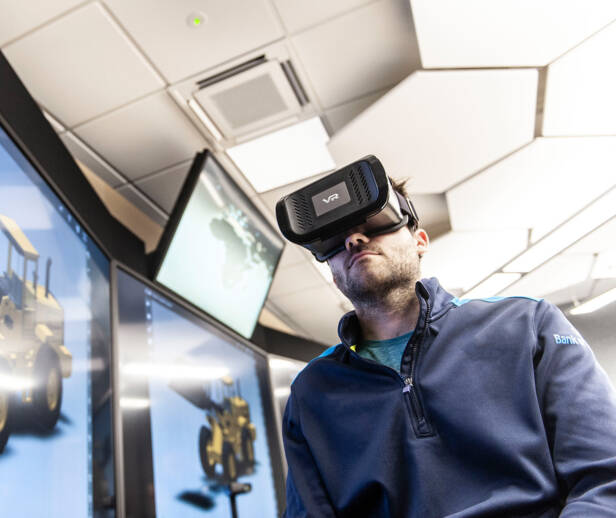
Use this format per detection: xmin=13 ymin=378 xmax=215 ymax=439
xmin=276 ymin=155 xmax=419 ymax=262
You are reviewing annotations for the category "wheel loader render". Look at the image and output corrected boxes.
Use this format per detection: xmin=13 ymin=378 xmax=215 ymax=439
xmin=0 ymin=214 xmax=71 ymax=453
xmin=169 ymin=374 xmax=256 ymax=483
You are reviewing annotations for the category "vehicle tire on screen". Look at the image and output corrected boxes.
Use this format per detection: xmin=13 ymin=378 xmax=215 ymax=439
xmin=199 ymin=425 xmax=216 ymax=477
xmin=32 ymin=347 xmax=62 ymax=430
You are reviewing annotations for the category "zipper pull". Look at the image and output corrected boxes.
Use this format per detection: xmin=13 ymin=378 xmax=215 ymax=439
xmin=403 ymin=376 xmax=413 ymax=393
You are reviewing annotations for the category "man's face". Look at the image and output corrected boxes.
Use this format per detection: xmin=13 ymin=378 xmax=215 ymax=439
xmin=327 ymin=226 xmax=429 ymax=306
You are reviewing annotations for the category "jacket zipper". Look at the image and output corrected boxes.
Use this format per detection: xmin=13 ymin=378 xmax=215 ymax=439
xmin=402 ymin=299 xmax=433 ymax=436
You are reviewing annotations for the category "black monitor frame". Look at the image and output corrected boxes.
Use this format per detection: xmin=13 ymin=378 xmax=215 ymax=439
xmin=0 ymin=51 xmax=122 ymax=517
xmin=111 ymin=260 xmax=286 ymax=517
xmin=148 ymin=149 xmax=285 ymax=341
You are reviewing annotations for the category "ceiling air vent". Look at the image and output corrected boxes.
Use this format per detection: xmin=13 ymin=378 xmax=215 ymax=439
xmin=192 ymin=56 xmax=310 ymax=141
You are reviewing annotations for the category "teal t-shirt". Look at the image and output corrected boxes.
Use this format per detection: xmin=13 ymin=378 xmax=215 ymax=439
xmin=356 ymin=330 xmax=414 ymax=373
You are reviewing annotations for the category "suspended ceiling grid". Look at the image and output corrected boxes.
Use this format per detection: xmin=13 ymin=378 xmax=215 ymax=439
xmin=1 ymin=0 xmax=616 ymax=345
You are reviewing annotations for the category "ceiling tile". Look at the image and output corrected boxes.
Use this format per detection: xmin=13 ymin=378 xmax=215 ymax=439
xmin=104 ymin=0 xmax=284 ymax=83
xmin=270 ymin=284 xmax=345 ymax=345
xmin=499 ymin=254 xmax=594 ymax=303
xmin=276 ymin=243 xmax=311 ymax=270
xmin=543 ymin=20 xmax=616 ymax=136
xmin=74 ymin=91 xmax=206 ymax=181
xmin=325 ymin=89 xmax=388 ymax=134
xmin=421 ymin=229 xmax=528 ymax=292
xmin=329 ymin=69 xmax=537 ymax=193
xmin=447 ymin=137 xmax=616 ymax=237
xmin=268 ymin=261 xmax=325 ymax=298
xmin=116 ymin=183 xmax=168 ymax=227
xmin=3 ymin=2 xmax=164 ymax=127
xmin=0 ymin=0 xmax=83 ymax=46
xmin=564 ymin=217 xmax=616 ymax=256
xmin=291 ymin=0 xmax=421 ymax=109
xmin=411 ymin=0 xmax=616 ymax=68
xmin=272 ymin=0 xmax=375 ymax=34
xmin=134 ymin=160 xmax=192 ymax=214
xmin=60 ymin=132 xmax=126 ymax=188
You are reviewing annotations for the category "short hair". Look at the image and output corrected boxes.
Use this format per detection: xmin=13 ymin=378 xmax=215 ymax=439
xmin=389 ymin=177 xmax=418 ymax=232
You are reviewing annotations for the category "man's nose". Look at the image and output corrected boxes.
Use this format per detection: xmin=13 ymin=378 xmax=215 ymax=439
xmin=345 ymin=232 xmax=370 ymax=251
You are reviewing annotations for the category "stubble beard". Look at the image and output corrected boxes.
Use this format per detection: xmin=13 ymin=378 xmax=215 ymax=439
xmin=334 ymin=245 xmax=421 ymax=311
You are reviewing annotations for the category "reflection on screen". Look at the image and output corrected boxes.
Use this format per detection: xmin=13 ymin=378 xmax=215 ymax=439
xmin=117 ymin=269 xmax=281 ymax=517
xmin=0 ymin=126 xmax=113 ymax=517
xmin=156 ymin=156 xmax=283 ymax=338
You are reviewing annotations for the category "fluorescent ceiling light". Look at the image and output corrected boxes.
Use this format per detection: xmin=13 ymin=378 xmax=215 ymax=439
xmin=569 ymin=287 xmax=616 ymax=315
xmin=269 ymin=358 xmax=301 ymax=370
xmin=411 ymin=0 xmax=616 ymax=68
xmin=543 ymin=19 xmax=616 ymax=136
xmin=227 ymin=117 xmax=335 ymax=193
xmin=462 ymin=273 xmax=521 ymax=299
xmin=504 ymin=188 xmax=616 ymax=273
xmin=123 ymin=362 xmax=229 ymax=381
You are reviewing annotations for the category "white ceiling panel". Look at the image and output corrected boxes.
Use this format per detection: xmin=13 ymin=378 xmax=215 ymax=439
xmin=325 ymin=89 xmax=387 ymax=134
xmin=276 ymin=243 xmax=312 ymax=270
xmin=3 ymin=2 xmax=164 ymax=127
xmin=0 ymin=0 xmax=83 ymax=46
xmin=328 ymin=69 xmax=537 ymax=193
xmin=103 ymin=0 xmax=284 ymax=83
xmin=74 ymin=91 xmax=206 ymax=181
xmin=271 ymin=285 xmax=345 ymax=345
xmin=291 ymin=0 xmax=420 ymax=109
xmin=134 ymin=160 xmax=192 ymax=214
xmin=499 ymin=254 xmax=594 ymax=302
xmin=447 ymin=137 xmax=616 ymax=236
xmin=564 ymin=217 xmax=616 ymax=256
xmin=268 ymin=261 xmax=325 ymax=298
xmin=543 ymin=20 xmax=616 ymax=136
xmin=272 ymin=0 xmax=375 ymax=34
xmin=60 ymin=132 xmax=126 ymax=188
xmin=411 ymin=0 xmax=616 ymax=68
xmin=116 ymin=183 xmax=168 ymax=227
xmin=420 ymin=229 xmax=528 ymax=293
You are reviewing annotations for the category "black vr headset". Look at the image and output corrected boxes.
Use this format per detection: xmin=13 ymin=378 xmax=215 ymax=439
xmin=276 ymin=155 xmax=419 ymax=262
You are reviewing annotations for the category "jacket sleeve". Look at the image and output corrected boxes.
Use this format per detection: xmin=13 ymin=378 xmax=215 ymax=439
xmin=533 ymin=300 xmax=616 ymax=516
xmin=282 ymin=388 xmax=336 ymax=518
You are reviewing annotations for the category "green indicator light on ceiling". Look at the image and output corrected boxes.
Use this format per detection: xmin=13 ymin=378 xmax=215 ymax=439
xmin=193 ymin=18 xmax=201 ymax=25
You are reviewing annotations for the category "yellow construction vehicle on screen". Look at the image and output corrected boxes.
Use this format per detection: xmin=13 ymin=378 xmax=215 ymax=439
xmin=0 ymin=214 xmax=71 ymax=453
xmin=170 ymin=374 xmax=257 ymax=483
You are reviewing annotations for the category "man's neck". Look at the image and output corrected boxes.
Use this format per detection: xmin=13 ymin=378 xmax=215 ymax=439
xmin=354 ymin=284 xmax=420 ymax=341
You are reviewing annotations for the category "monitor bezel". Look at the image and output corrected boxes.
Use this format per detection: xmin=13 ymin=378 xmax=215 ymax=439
xmin=149 ymin=149 xmax=285 ymax=340
xmin=112 ymin=260 xmax=287 ymax=517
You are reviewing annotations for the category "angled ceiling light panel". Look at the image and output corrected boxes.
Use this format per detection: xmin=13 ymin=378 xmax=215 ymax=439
xmin=328 ymin=69 xmax=537 ymax=193
xmin=410 ymin=0 xmax=616 ymax=68
xmin=420 ymin=229 xmax=528 ymax=293
xmin=447 ymin=137 xmax=616 ymax=237
xmin=104 ymin=0 xmax=284 ymax=83
xmin=543 ymin=19 xmax=616 ymax=136
xmin=592 ymin=250 xmax=616 ymax=279
xmin=504 ymin=188 xmax=616 ymax=273
xmin=3 ymin=2 xmax=164 ymax=127
xmin=227 ymin=117 xmax=335 ymax=193
xmin=569 ymin=287 xmax=616 ymax=315
xmin=462 ymin=273 xmax=522 ymax=299
xmin=562 ymin=216 xmax=616 ymax=256
xmin=499 ymin=254 xmax=594 ymax=301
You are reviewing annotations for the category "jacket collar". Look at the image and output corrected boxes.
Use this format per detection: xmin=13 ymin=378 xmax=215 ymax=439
xmin=337 ymin=277 xmax=454 ymax=347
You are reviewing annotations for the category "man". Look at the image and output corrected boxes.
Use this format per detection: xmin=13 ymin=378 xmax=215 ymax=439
xmin=281 ymin=178 xmax=616 ymax=517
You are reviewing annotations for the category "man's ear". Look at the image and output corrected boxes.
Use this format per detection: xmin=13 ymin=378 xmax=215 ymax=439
xmin=414 ymin=228 xmax=429 ymax=257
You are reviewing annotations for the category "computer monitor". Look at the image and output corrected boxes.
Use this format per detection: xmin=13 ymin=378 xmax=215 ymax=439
xmin=152 ymin=151 xmax=284 ymax=339
xmin=0 ymin=121 xmax=114 ymax=516
xmin=115 ymin=265 xmax=285 ymax=517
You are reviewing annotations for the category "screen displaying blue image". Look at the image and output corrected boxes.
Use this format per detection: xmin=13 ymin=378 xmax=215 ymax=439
xmin=0 ymin=124 xmax=113 ymax=517
xmin=155 ymin=155 xmax=284 ymax=339
xmin=116 ymin=268 xmax=283 ymax=518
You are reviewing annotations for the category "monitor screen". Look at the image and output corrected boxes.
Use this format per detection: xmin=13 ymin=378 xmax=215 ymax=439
xmin=0 ymin=124 xmax=114 ymax=516
xmin=116 ymin=267 xmax=284 ymax=518
xmin=154 ymin=153 xmax=284 ymax=339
